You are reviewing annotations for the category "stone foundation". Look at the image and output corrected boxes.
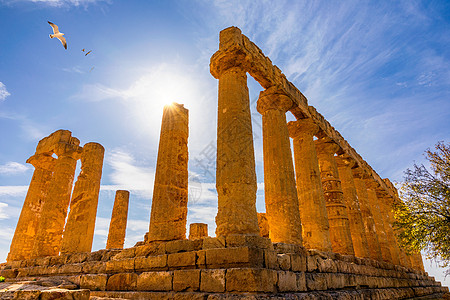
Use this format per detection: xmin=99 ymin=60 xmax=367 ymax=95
xmin=1 ymin=236 xmax=448 ymax=299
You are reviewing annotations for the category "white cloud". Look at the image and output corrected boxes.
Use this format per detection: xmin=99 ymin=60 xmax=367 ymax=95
xmin=107 ymin=149 xmax=155 ymax=198
xmin=0 ymin=82 xmax=10 ymax=101
xmin=3 ymin=0 xmax=111 ymax=7
xmin=0 ymin=162 xmax=30 ymax=175
xmin=0 ymin=203 xmax=9 ymax=220
xmin=0 ymin=186 xmax=27 ymax=197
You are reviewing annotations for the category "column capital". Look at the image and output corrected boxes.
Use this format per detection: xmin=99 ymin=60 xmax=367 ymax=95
xmin=287 ymin=118 xmax=320 ymax=138
xmin=210 ymin=47 xmax=246 ymax=79
xmin=335 ymin=155 xmax=356 ymax=169
xmin=375 ymin=187 xmax=389 ymax=198
xmin=364 ymin=178 xmax=380 ymax=190
xmin=315 ymin=138 xmax=340 ymax=156
xmin=53 ymin=139 xmax=83 ymax=159
xmin=256 ymin=86 xmax=294 ymax=114
xmin=352 ymin=166 xmax=370 ymax=179
xmin=26 ymin=153 xmax=56 ymax=170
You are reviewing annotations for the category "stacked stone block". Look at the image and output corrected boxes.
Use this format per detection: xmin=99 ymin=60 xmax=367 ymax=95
xmin=1 ymin=237 xmax=447 ymax=299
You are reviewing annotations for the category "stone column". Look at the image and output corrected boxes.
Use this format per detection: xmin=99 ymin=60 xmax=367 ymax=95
xmin=336 ymin=156 xmax=370 ymax=258
xmin=352 ymin=167 xmax=382 ymax=261
xmin=148 ymin=103 xmax=189 ymax=241
xmin=7 ymin=154 xmax=55 ymax=261
xmin=189 ymin=223 xmax=208 ymax=240
xmin=287 ymin=119 xmax=332 ymax=251
xmin=32 ymin=147 xmax=80 ymax=258
xmin=210 ymin=28 xmax=260 ymax=237
xmin=315 ymin=139 xmax=354 ymax=255
xmin=257 ymin=213 xmax=269 ymax=238
xmin=60 ymin=142 xmax=105 ymax=254
xmin=377 ymin=191 xmax=401 ymax=265
xmin=106 ymin=190 xmax=130 ymax=249
xmin=365 ymin=179 xmax=393 ymax=263
xmin=411 ymin=252 xmax=425 ymax=272
xmin=256 ymin=87 xmax=302 ymax=245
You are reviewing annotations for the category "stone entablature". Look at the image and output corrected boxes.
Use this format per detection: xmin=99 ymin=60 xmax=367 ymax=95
xmin=210 ymin=26 xmax=396 ymax=200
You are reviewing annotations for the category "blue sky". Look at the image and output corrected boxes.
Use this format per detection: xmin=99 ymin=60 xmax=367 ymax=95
xmin=1 ymin=0 xmax=449 ymax=285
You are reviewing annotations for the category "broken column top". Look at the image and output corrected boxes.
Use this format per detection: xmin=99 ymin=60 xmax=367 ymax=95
xmin=35 ymin=129 xmax=81 ymax=156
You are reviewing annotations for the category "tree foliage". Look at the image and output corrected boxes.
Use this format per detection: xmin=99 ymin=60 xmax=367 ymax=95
xmin=394 ymin=141 xmax=450 ymax=268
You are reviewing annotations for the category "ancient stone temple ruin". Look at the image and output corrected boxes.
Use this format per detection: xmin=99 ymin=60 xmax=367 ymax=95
xmin=1 ymin=27 xmax=449 ymax=299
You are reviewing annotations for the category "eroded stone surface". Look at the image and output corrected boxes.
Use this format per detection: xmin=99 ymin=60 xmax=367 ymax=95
xmin=315 ymin=139 xmax=354 ymax=256
xmin=61 ymin=142 xmax=105 ymax=254
xmin=106 ymin=190 xmax=130 ymax=250
xmin=288 ymin=119 xmax=332 ymax=252
xmin=257 ymin=87 xmax=302 ymax=245
xmin=148 ymin=103 xmax=189 ymax=242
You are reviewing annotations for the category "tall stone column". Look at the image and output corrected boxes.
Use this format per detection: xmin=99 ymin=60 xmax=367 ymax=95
xmin=60 ymin=142 xmax=105 ymax=254
xmin=256 ymin=87 xmax=302 ymax=245
xmin=336 ymin=156 xmax=370 ymax=258
xmin=315 ymin=139 xmax=354 ymax=255
xmin=106 ymin=190 xmax=130 ymax=249
xmin=365 ymin=179 xmax=392 ymax=263
xmin=148 ymin=103 xmax=189 ymax=241
xmin=376 ymin=191 xmax=401 ymax=265
xmin=32 ymin=146 xmax=80 ymax=258
xmin=210 ymin=28 xmax=260 ymax=236
xmin=287 ymin=119 xmax=332 ymax=251
xmin=352 ymin=167 xmax=382 ymax=261
xmin=7 ymin=154 xmax=55 ymax=261
xmin=411 ymin=252 xmax=425 ymax=272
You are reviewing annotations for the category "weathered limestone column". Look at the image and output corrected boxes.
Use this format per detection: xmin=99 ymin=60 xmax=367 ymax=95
xmin=148 ymin=103 xmax=189 ymax=241
xmin=365 ymin=179 xmax=393 ymax=263
xmin=352 ymin=167 xmax=382 ymax=261
xmin=32 ymin=146 xmax=80 ymax=258
xmin=189 ymin=223 xmax=208 ymax=240
xmin=336 ymin=156 xmax=370 ymax=258
xmin=386 ymin=181 xmax=414 ymax=268
xmin=287 ymin=119 xmax=332 ymax=251
xmin=7 ymin=154 xmax=55 ymax=261
xmin=106 ymin=190 xmax=130 ymax=249
xmin=315 ymin=139 xmax=354 ymax=255
xmin=376 ymin=190 xmax=401 ymax=265
xmin=210 ymin=27 xmax=260 ymax=236
xmin=60 ymin=142 xmax=105 ymax=254
xmin=256 ymin=87 xmax=302 ymax=245
xmin=257 ymin=213 xmax=269 ymax=238
xmin=411 ymin=252 xmax=425 ymax=272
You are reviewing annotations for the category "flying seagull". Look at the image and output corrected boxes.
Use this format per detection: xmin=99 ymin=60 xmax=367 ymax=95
xmin=82 ymin=49 xmax=92 ymax=56
xmin=48 ymin=21 xmax=67 ymax=49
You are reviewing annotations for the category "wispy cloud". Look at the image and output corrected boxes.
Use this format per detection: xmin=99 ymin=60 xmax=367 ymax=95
xmin=0 ymin=82 xmax=10 ymax=101
xmin=0 ymin=111 xmax=47 ymax=140
xmin=75 ymin=62 xmax=216 ymax=150
xmin=1 ymin=0 xmax=111 ymax=7
xmin=0 ymin=203 xmax=9 ymax=220
xmin=107 ymin=148 xmax=155 ymax=199
xmin=0 ymin=162 xmax=30 ymax=175
xmin=0 ymin=186 xmax=27 ymax=197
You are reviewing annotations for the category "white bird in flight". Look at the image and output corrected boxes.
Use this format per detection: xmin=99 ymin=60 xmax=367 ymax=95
xmin=48 ymin=21 xmax=67 ymax=49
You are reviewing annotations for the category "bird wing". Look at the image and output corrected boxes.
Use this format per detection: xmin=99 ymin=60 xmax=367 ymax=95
xmin=48 ymin=21 xmax=60 ymax=34
xmin=85 ymin=50 xmax=92 ymax=56
xmin=57 ymin=36 xmax=67 ymax=49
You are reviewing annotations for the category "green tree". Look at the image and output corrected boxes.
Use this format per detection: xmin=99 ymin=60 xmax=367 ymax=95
xmin=394 ymin=141 xmax=450 ymax=269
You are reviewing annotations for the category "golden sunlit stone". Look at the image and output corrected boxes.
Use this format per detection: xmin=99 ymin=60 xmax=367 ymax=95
xmin=288 ymin=118 xmax=332 ymax=252
xmin=148 ymin=103 xmax=189 ymax=242
xmin=315 ymin=139 xmax=354 ymax=256
xmin=61 ymin=142 xmax=105 ymax=254
xmin=2 ymin=26 xmax=447 ymax=299
xmin=106 ymin=190 xmax=130 ymax=249
xmin=257 ymin=87 xmax=302 ymax=245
